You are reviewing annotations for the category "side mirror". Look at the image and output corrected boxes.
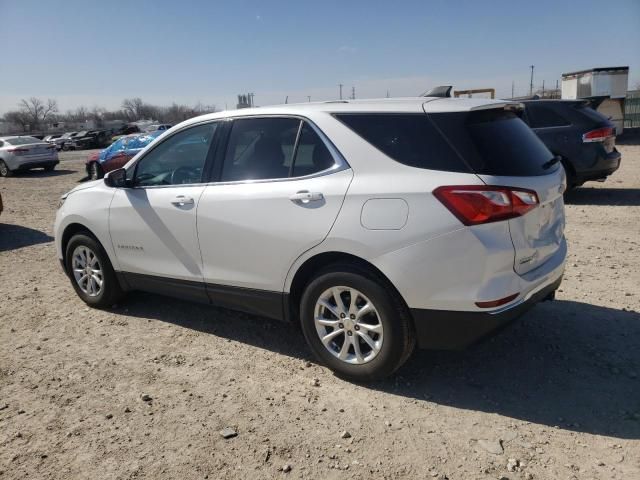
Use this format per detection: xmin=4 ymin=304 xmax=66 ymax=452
xmin=104 ymin=168 xmax=128 ymax=188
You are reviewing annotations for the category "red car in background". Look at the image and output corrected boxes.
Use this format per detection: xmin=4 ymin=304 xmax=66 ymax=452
xmin=85 ymin=131 xmax=162 ymax=180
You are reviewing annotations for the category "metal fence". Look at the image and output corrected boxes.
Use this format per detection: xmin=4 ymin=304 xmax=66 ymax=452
xmin=625 ymin=90 xmax=640 ymax=128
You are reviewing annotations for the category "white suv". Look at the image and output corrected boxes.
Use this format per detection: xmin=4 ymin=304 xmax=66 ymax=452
xmin=54 ymin=98 xmax=566 ymax=380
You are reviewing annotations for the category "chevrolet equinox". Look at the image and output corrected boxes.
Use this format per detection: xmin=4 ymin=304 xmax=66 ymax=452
xmin=55 ymin=97 xmax=567 ymax=381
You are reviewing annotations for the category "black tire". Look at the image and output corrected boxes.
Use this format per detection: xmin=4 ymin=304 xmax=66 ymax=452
xmin=0 ymin=160 xmax=12 ymax=177
xmin=561 ymin=159 xmax=578 ymax=195
xmin=65 ymin=233 xmax=123 ymax=308
xmin=300 ymin=264 xmax=415 ymax=381
xmin=44 ymin=164 xmax=55 ymax=172
xmin=89 ymin=162 xmax=102 ymax=180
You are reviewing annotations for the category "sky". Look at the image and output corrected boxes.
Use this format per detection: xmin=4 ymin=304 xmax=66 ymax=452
xmin=0 ymin=0 xmax=639 ymax=114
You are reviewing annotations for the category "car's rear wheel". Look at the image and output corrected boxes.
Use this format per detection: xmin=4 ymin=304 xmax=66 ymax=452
xmin=300 ymin=265 xmax=414 ymax=381
xmin=0 ymin=160 xmax=12 ymax=177
xmin=65 ymin=233 xmax=123 ymax=308
xmin=44 ymin=164 xmax=55 ymax=172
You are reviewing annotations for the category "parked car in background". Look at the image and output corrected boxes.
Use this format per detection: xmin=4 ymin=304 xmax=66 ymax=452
xmin=0 ymin=136 xmax=59 ymax=176
xmin=74 ymin=130 xmax=110 ymax=150
xmin=61 ymin=131 xmax=87 ymax=151
xmin=43 ymin=134 xmax=63 ymax=143
xmin=143 ymin=123 xmax=173 ymax=133
xmin=85 ymin=131 xmax=162 ymax=179
xmin=55 ymin=132 xmax=78 ymax=151
xmin=521 ymin=100 xmax=621 ymax=190
xmin=56 ymin=97 xmax=566 ymax=380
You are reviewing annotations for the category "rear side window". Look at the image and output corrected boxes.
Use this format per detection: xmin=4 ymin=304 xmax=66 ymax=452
xmin=291 ymin=123 xmax=335 ymax=177
xmin=335 ymin=114 xmax=472 ymax=173
xmin=525 ymin=104 xmax=570 ymax=128
xmin=430 ymin=110 xmax=557 ymax=176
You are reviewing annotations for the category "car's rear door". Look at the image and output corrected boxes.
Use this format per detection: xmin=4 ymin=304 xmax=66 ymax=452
xmin=196 ymin=116 xmax=352 ymax=317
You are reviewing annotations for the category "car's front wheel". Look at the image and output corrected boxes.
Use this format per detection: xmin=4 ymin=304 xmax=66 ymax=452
xmin=300 ymin=265 xmax=415 ymax=381
xmin=89 ymin=162 xmax=102 ymax=180
xmin=65 ymin=233 xmax=123 ymax=308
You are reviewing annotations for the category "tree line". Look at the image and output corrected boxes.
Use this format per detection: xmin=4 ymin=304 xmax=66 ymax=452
xmin=2 ymin=97 xmax=217 ymax=133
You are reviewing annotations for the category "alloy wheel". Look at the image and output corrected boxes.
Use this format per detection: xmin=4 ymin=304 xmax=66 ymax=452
xmin=71 ymin=245 xmax=104 ymax=297
xmin=314 ymin=286 xmax=384 ymax=365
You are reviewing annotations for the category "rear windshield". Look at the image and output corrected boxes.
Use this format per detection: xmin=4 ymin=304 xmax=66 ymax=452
xmin=430 ymin=109 xmax=557 ymax=176
xmin=335 ymin=113 xmax=472 ymax=173
xmin=573 ymin=103 xmax=612 ymax=125
xmin=5 ymin=136 xmax=42 ymax=145
xmin=336 ymin=111 xmax=556 ymax=176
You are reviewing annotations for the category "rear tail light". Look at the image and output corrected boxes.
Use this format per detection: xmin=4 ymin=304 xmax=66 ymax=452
xmin=7 ymin=148 xmax=29 ymax=155
xmin=433 ymin=185 xmax=539 ymax=225
xmin=582 ymin=126 xmax=615 ymax=143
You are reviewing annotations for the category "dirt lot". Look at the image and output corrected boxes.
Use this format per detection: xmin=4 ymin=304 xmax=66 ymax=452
xmin=1 ymin=146 xmax=639 ymax=480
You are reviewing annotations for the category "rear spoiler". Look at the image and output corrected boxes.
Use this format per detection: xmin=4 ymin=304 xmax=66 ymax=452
xmin=421 ymin=85 xmax=453 ymax=97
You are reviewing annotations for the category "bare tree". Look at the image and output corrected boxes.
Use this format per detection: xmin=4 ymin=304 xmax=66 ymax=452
xmin=18 ymin=97 xmax=58 ymax=129
xmin=121 ymin=98 xmax=146 ymax=120
xmin=3 ymin=110 xmax=31 ymax=132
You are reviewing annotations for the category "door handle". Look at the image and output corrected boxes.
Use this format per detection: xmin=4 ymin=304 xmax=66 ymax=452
xmin=289 ymin=190 xmax=324 ymax=203
xmin=171 ymin=195 xmax=195 ymax=206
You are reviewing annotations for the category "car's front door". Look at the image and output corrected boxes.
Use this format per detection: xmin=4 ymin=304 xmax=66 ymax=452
xmin=109 ymin=122 xmax=219 ymax=301
xmin=196 ymin=117 xmax=352 ymax=318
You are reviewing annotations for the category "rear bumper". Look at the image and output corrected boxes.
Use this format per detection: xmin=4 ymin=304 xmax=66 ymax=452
xmin=14 ymin=159 xmax=59 ymax=170
xmin=576 ymin=148 xmax=621 ymax=183
xmin=411 ymin=275 xmax=562 ymax=350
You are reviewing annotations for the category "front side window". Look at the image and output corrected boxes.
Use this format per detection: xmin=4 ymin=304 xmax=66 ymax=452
xmin=221 ymin=117 xmax=299 ymax=181
xmin=134 ymin=123 xmax=217 ymax=187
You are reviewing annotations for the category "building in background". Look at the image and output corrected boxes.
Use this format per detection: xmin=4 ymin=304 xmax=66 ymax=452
xmin=561 ymin=66 xmax=629 ymax=133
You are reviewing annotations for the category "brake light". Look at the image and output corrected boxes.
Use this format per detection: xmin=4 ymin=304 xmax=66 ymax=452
xmin=433 ymin=185 xmax=539 ymax=225
xmin=8 ymin=148 xmax=29 ymax=155
xmin=582 ymin=126 xmax=615 ymax=143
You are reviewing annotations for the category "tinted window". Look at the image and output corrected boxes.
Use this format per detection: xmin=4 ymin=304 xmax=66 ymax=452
xmin=134 ymin=123 xmax=217 ymax=187
xmin=335 ymin=114 xmax=472 ymax=173
xmin=291 ymin=123 xmax=335 ymax=177
xmin=526 ymin=104 xmax=570 ymax=128
xmin=221 ymin=117 xmax=300 ymax=181
xmin=430 ymin=109 xmax=556 ymax=176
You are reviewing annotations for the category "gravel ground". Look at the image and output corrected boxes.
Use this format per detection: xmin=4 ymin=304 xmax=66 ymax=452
xmin=1 ymin=146 xmax=639 ymax=480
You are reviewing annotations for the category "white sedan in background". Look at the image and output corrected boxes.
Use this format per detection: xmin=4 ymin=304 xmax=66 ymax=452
xmin=0 ymin=136 xmax=59 ymax=176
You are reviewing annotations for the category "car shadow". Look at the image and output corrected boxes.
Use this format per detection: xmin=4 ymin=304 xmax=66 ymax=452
xmin=0 ymin=223 xmax=54 ymax=251
xmin=115 ymin=294 xmax=640 ymax=439
xmin=10 ymin=169 xmax=77 ymax=178
xmin=564 ymin=187 xmax=640 ymax=206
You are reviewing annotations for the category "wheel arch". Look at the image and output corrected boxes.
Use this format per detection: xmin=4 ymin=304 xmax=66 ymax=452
xmin=286 ymin=251 xmax=411 ymax=326
xmin=60 ymin=223 xmax=102 ymax=270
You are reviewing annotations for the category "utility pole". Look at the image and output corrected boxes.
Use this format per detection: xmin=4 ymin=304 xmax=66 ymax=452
xmin=511 ymin=81 xmax=514 ymax=99
xmin=542 ymin=80 xmax=545 ymax=97
xmin=386 ymin=90 xmax=390 ymax=98
xmin=556 ymin=79 xmax=559 ymax=99
xmin=338 ymin=83 xmax=343 ymax=100
xmin=307 ymin=96 xmax=311 ymax=102
xmin=529 ymin=65 xmax=535 ymax=97
xmin=351 ymin=86 xmax=356 ymax=100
